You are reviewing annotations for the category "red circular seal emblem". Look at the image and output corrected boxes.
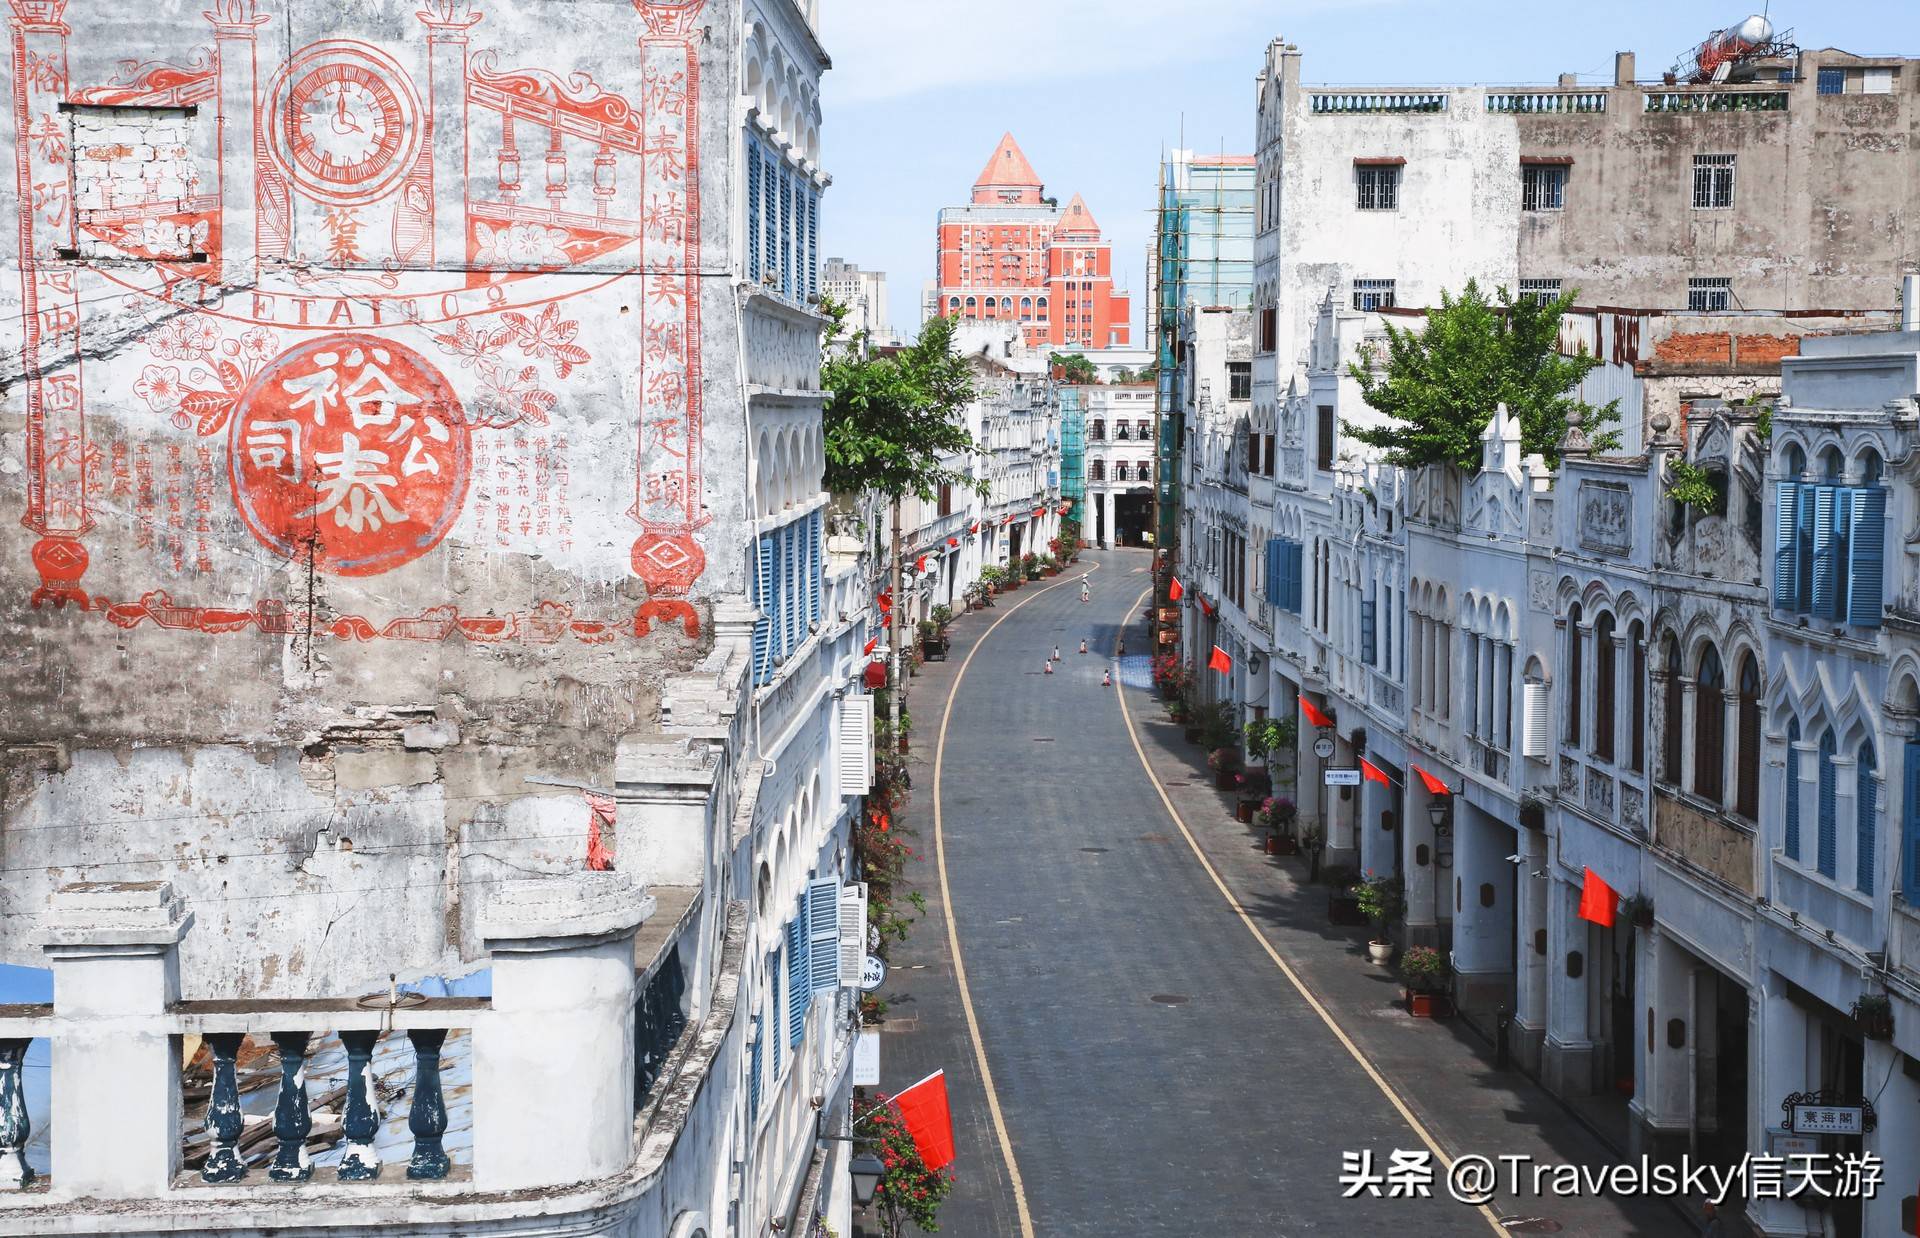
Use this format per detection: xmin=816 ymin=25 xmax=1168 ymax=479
xmin=228 ymin=334 xmax=470 ymax=577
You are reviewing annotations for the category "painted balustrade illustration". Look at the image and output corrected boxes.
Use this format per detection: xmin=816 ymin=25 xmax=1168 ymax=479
xmin=0 ymin=874 xmax=688 ymax=1203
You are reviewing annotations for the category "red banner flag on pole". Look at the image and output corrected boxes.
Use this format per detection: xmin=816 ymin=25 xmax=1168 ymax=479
xmin=1359 ymin=757 xmax=1391 ymax=786
xmin=1412 ymin=764 xmax=1449 ymax=796
xmin=948 ymin=536 xmax=959 ymax=547
xmin=969 ymin=522 xmax=980 ymax=534
xmin=862 ymin=636 xmax=878 ymax=656
xmin=1298 ymin=695 xmax=1334 ymax=729
xmin=1208 ymin=645 xmax=1232 ymax=673
xmin=1198 ymin=596 xmax=1214 ymax=617
xmin=1578 ymin=868 xmax=1618 ymax=927
xmin=915 ymin=555 xmax=928 ymax=573
xmin=892 ymin=1070 xmax=955 ymax=1171
xmin=1168 ymin=577 xmax=1185 ymax=601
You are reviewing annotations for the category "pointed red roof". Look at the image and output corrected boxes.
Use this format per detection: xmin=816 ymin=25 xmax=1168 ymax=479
xmin=972 ymin=133 xmax=1043 ymax=204
xmin=1056 ymin=192 xmax=1100 ymax=237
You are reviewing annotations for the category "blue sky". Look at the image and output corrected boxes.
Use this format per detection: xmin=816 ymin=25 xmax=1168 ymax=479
xmin=819 ymin=1 xmax=1920 ymax=340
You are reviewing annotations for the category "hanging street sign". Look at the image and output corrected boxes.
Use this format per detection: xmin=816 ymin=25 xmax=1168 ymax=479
xmin=853 ymin=1030 xmax=881 ymax=1086
xmin=1784 ymin=1098 xmax=1869 ymax=1136
xmin=859 ymin=954 xmax=888 ymax=992
xmin=1324 ymin=768 xmax=1362 ymax=787
xmin=1313 ymin=736 xmax=1336 ymax=760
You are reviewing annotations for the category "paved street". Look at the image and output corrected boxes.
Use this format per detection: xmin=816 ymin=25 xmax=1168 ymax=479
xmin=875 ymin=549 xmax=1688 ymax=1237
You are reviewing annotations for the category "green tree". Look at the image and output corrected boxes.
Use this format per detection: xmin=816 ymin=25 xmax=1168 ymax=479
xmin=1343 ymin=280 xmax=1619 ymax=471
xmin=1049 ymin=351 xmax=1097 ymax=384
xmin=822 ymin=303 xmax=983 ymax=501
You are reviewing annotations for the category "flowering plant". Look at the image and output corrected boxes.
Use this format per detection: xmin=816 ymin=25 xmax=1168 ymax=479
xmin=1401 ymin=946 xmax=1450 ymax=993
xmin=1259 ymin=796 xmax=1297 ymax=828
xmin=857 ymin=1094 xmax=955 ymax=1233
xmin=1351 ymin=872 xmax=1405 ymax=934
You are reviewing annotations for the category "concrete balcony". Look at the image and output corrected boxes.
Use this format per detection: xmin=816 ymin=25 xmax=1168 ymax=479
xmin=0 ymin=878 xmax=736 ymax=1234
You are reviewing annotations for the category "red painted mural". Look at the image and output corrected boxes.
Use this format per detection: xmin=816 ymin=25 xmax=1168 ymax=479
xmin=7 ymin=0 xmax=714 ymax=643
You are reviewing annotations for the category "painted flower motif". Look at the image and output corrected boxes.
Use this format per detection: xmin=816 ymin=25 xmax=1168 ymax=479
xmin=471 ymin=221 xmax=571 ymax=268
xmin=133 ymin=364 xmax=184 ymax=417
xmin=237 ymin=326 xmax=276 ymax=365
xmin=183 ymin=316 xmax=220 ymax=355
xmin=503 ymin=301 xmax=591 ymax=379
xmin=138 ymin=217 xmax=189 ymax=256
xmin=429 ymin=317 xmax=509 ymax=370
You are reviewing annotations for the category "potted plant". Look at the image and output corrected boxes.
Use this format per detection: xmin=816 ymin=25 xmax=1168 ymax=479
xmin=1323 ymin=864 xmax=1364 ymax=926
xmin=1041 ymin=554 xmax=1059 ymax=577
xmin=930 ymin=604 xmax=954 ymax=633
xmin=1298 ymin=823 xmax=1323 ymax=877
xmin=1352 ymin=874 xmax=1404 ymax=965
xmin=918 ymin=618 xmax=947 ymax=662
xmin=1624 ymin=893 xmax=1655 ymax=930
xmin=1853 ymin=994 xmax=1894 ymax=1041
xmin=980 ymin=565 xmax=1007 ymax=595
xmin=1021 ymin=552 xmax=1040 ymax=581
xmin=1261 ymin=796 xmax=1298 ymax=854
xmin=1402 ymin=946 xmax=1453 ymax=1018
xmin=1207 ymin=746 xmax=1241 ymax=792
xmin=1199 ymin=701 xmax=1238 ymax=754
xmin=963 ymin=580 xmax=991 ymax=611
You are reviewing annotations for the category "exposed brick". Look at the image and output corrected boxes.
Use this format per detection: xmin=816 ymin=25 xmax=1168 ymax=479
xmin=1653 ymin=332 xmax=1732 ymax=365
xmin=1734 ymin=334 xmax=1802 ymax=364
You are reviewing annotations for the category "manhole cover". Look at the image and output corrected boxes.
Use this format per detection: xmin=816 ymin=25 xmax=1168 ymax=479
xmin=1498 ymin=1219 xmax=1563 ymax=1234
xmin=1080 ymin=846 xmax=1109 ymax=854
xmin=1149 ymin=993 xmax=1189 ymax=1005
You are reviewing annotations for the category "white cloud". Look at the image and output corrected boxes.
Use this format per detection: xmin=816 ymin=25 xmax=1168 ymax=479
xmin=820 ymin=0 xmax=1379 ymax=104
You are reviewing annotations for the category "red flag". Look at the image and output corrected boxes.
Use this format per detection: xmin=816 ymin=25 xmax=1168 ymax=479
xmin=1168 ymin=577 xmax=1185 ymax=601
xmin=1002 ymin=513 xmax=1012 ymax=525
xmin=585 ymin=794 xmax=616 ymax=872
xmin=969 ymin=521 xmax=980 ymax=534
xmin=1578 ymin=868 xmax=1617 ymax=927
xmin=948 ymin=536 xmax=959 ymax=547
xmin=1359 ymin=757 xmax=1391 ymax=786
xmin=915 ymin=555 xmax=928 ymax=573
xmin=1298 ymin=695 xmax=1334 ymax=728
xmin=892 ymin=1071 xmax=955 ymax=1171
xmin=1033 ymin=506 xmax=1044 ymax=517
xmin=1207 ymin=645 xmax=1232 ymax=673
xmin=1198 ymin=596 xmax=1214 ymax=616
xmin=1058 ymin=503 xmax=1070 ymax=515
xmin=1412 ymin=764 xmax=1449 ymax=796
xmin=862 ymin=636 xmax=878 ymax=656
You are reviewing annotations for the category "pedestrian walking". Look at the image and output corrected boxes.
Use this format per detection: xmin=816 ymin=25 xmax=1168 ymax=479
xmin=1078 ymin=639 xmax=1088 ymax=654
xmin=1116 ymin=638 xmax=1125 ymax=657
xmin=1080 ymin=577 xmax=1091 ymax=603
xmin=1698 ymin=1201 xmax=1723 ymax=1238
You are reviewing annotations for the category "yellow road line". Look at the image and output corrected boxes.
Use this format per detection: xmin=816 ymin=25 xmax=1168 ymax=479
xmin=1110 ymin=585 xmax=1509 ymax=1236
xmin=930 ymin=558 xmax=1100 ymax=1237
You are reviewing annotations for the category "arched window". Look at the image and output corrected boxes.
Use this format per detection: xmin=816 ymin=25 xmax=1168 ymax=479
xmin=1089 ymin=459 xmax=1105 ymax=481
xmin=1593 ymin=612 xmax=1616 ymax=762
xmin=1857 ymin=741 xmax=1878 ymax=892
xmin=1735 ymin=653 xmax=1761 ymax=819
xmin=1038 ymin=297 xmax=1049 ymax=311
xmin=1858 ymin=447 xmax=1884 ymax=485
xmin=1629 ymin=620 xmax=1647 ymax=774
xmin=1021 ymin=296 xmax=1033 ymax=317
xmin=948 ymin=296 xmax=961 ymax=312
xmin=1662 ymin=635 xmax=1683 ymax=783
xmin=1820 ymin=446 xmax=1844 ymax=482
xmin=1090 ymin=418 xmax=1105 ymax=441
xmin=964 ymin=296 xmax=977 ymax=312
xmin=1565 ymin=604 xmax=1583 ymax=746
xmin=1694 ymin=644 xmax=1724 ymax=804
xmin=1817 ymin=728 xmax=1838 ymax=878
xmin=1784 ymin=718 xmax=1802 ymax=859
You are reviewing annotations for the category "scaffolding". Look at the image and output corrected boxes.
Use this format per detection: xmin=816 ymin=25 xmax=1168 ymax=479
xmin=1059 ymin=384 xmax=1086 ymax=507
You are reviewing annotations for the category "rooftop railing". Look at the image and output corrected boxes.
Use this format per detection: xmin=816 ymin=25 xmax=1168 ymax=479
xmin=1644 ymin=89 xmax=1789 ymax=113
xmin=1487 ymin=91 xmax=1608 ymax=114
xmin=1309 ymin=92 xmax=1448 ymax=115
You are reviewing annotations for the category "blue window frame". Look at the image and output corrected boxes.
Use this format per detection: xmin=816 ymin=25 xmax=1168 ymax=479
xmin=1817 ymin=729 xmax=1838 ymax=879
xmin=1785 ymin=718 xmax=1802 ymax=860
xmin=1857 ymin=742 xmax=1878 ymax=893
xmin=1817 ymin=67 xmax=1845 ymax=94
xmin=1775 ymin=482 xmax=1884 ymax=627
xmin=1903 ymin=741 xmax=1920 ymax=904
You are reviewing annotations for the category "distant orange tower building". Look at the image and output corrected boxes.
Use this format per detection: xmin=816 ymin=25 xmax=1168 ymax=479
xmin=934 ymin=134 xmax=1131 ymax=349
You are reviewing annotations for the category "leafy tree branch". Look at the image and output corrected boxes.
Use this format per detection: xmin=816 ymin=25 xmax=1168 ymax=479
xmin=822 ymin=301 xmax=986 ymax=501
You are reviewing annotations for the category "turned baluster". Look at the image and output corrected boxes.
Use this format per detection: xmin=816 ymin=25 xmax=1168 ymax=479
xmin=544 ymin=124 xmax=567 ymax=209
xmin=0 ymin=1038 xmax=32 ymax=1190
xmin=336 ymin=1030 xmax=383 ymax=1181
xmin=199 ymin=1032 xmax=248 ymax=1183
xmin=266 ymin=1031 xmax=313 ymax=1182
xmin=406 ymin=1028 xmax=450 ymax=1180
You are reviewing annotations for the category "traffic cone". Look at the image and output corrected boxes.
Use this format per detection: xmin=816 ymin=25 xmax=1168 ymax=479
xmin=1102 ymin=668 xmax=1112 ymax=687
xmin=1078 ymin=639 xmax=1088 ymax=654
xmin=1052 ymin=645 xmax=1061 ymax=661
xmin=1044 ymin=661 xmax=1053 ymax=675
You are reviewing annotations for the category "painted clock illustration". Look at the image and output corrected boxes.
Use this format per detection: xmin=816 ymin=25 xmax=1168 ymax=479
xmin=265 ymin=41 xmax=424 ymax=207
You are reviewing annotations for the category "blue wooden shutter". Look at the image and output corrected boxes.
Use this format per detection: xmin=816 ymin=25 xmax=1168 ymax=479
xmin=1263 ymin=539 xmax=1281 ymax=606
xmin=786 ymin=912 xmax=808 ymax=1047
xmin=779 ymin=167 xmax=793 ymax=298
xmin=747 ymin=139 xmax=761 ymax=284
xmin=1817 ymin=730 xmax=1838 ymax=878
xmin=807 ymin=510 xmax=823 ymax=629
xmin=1361 ymin=597 xmax=1377 ymax=665
xmin=1903 ymin=741 xmax=1920 ymax=904
xmin=1857 ymin=743 xmax=1878 ymax=893
xmin=769 ymin=950 xmax=783 ymax=1078
xmin=762 ymin=150 xmax=778 ymax=283
xmin=806 ymin=189 xmax=819 ymax=301
xmin=1286 ymin=541 xmax=1305 ymax=613
xmin=1810 ymin=486 xmax=1840 ymax=619
xmin=752 ymin=535 xmax=774 ymax=684
xmin=1772 ymin=482 xmax=1798 ymax=610
xmin=748 ymin=1014 xmax=763 ymax=1121
xmin=1846 ymin=486 xmax=1886 ymax=629
xmin=807 ymin=878 xmax=840 ymax=994
xmin=783 ymin=521 xmax=801 ymax=657
xmin=1784 ymin=720 xmax=1801 ymax=860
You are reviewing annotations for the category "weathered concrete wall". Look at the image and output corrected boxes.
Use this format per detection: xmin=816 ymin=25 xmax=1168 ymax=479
xmin=0 ymin=0 xmax=756 ymax=997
